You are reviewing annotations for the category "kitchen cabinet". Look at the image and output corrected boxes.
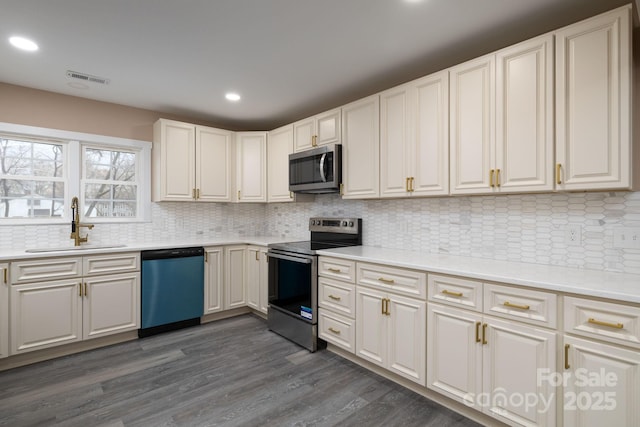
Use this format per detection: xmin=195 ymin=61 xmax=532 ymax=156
xmin=236 ymin=132 xmax=267 ymax=202
xmin=380 ymin=70 xmax=449 ymax=198
xmin=247 ymin=246 xmax=268 ymax=315
xmin=224 ymin=246 xmax=247 ymax=309
xmin=318 ymin=257 xmax=357 ymax=353
xmin=426 ymin=274 xmax=557 ymax=426
xmin=10 ymin=253 xmax=140 ymax=354
xmin=341 ymin=94 xmax=380 ymax=199
xmin=450 ymin=33 xmax=554 ymax=195
xmin=267 ymin=124 xmax=294 ymax=203
xmin=152 ymin=118 xmax=234 ymax=202
xmin=204 ymin=247 xmax=224 ymax=314
xmin=1 ymin=263 xmax=9 ymax=359
xmin=293 ymin=107 xmax=341 ymax=152
xmin=555 ymin=5 xmax=632 ymax=191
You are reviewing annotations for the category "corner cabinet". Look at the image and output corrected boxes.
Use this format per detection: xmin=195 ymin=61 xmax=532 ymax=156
xmin=236 ymin=132 xmax=267 ymax=202
xmin=224 ymin=246 xmax=247 ymax=309
xmin=152 ymin=118 xmax=234 ymax=202
xmin=293 ymin=107 xmax=341 ymax=152
xmin=555 ymin=5 xmax=632 ymax=191
xmin=247 ymin=246 xmax=268 ymax=315
xmin=267 ymin=124 xmax=294 ymax=203
xmin=0 ymin=263 xmax=8 ymax=359
xmin=204 ymin=247 xmax=224 ymax=314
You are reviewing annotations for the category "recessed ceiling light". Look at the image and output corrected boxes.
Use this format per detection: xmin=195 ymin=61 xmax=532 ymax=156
xmin=225 ymin=92 xmax=241 ymax=102
xmin=9 ymin=36 xmax=39 ymax=52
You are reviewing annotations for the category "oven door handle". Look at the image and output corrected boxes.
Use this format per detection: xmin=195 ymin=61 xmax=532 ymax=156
xmin=319 ymin=153 xmax=327 ymax=182
xmin=267 ymin=252 xmax=313 ymax=264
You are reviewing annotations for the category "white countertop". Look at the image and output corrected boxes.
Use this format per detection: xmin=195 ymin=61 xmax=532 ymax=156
xmin=316 ymin=246 xmax=640 ymax=304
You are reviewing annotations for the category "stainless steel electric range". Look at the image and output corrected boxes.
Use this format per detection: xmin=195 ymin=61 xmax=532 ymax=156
xmin=267 ymin=217 xmax=362 ymax=352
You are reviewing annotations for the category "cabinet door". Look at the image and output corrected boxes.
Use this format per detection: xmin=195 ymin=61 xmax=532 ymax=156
xmin=225 ymin=246 xmax=246 ymax=309
xmin=342 ymin=94 xmax=380 ymax=199
xmin=483 ymin=317 xmax=557 ymax=427
xmin=83 ymin=273 xmax=140 ymax=340
xmin=153 ymin=119 xmax=196 ymax=201
xmin=427 ymin=304 xmax=483 ymax=405
xmin=449 ymin=54 xmax=495 ymax=195
xmin=380 ymin=83 xmax=411 ymax=198
xmin=10 ymin=279 xmax=82 ymax=354
xmin=293 ymin=117 xmax=315 ymax=152
xmin=555 ymin=6 xmax=631 ymax=190
xmin=258 ymin=248 xmax=269 ymax=314
xmin=387 ymin=294 xmax=426 ymax=385
xmin=315 ymin=108 xmax=341 ymax=146
xmin=236 ymin=132 xmax=267 ymax=202
xmin=356 ymin=286 xmax=387 ymax=367
xmin=267 ymin=125 xmax=294 ymax=203
xmin=496 ymin=34 xmax=554 ymax=192
xmin=0 ymin=263 xmax=8 ymax=359
xmin=196 ymin=126 xmax=233 ymax=202
xmin=564 ymin=335 xmax=640 ymax=427
xmin=204 ymin=247 xmax=224 ymax=314
xmin=412 ymin=71 xmax=449 ymax=196
xmin=246 ymin=246 xmax=260 ymax=310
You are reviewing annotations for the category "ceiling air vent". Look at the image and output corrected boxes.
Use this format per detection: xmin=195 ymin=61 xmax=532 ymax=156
xmin=66 ymin=70 xmax=110 ymax=85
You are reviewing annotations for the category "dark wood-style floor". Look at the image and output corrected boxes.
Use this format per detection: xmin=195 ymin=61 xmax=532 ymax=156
xmin=0 ymin=315 xmax=482 ymax=427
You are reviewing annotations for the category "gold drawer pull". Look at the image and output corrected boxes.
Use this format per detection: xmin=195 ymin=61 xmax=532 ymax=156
xmin=328 ymin=268 xmax=342 ymax=273
xmin=328 ymin=327 xmax=341 ymax=335
xmin=378 ymin=277 xmax=395 ymax=284
xmin=328 ymin=294 xmax=341 ymax=301
xmin=475 ymin=321 xmax=481 ymax=343
xmin=588 ymin=318 xmax=624 ymax=329
xmin=442 ymin=289 xmax=463 ymax=297
xmin=564 ymin=344 xmax=570 ymax=370
xmin=503 ymin=301 xmax=530 ymax=310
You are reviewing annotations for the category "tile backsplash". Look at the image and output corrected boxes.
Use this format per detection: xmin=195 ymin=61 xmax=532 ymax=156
xmin=2 ymin=191 xmax=639 ymax=275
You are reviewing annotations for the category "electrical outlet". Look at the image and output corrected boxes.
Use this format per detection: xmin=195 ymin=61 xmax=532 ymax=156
xmin=565 ymin=224 xmax=582 ymax=246
xmin=613 ymin=227 xmax=640 ymax=249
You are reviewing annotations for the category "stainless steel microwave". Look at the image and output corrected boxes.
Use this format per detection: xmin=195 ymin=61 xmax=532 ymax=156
xmin=289 ymin=144 xmax=342 ymax=194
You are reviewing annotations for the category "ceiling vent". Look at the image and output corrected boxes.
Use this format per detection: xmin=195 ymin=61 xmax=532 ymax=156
xmin=66 ymin=70 xmax=110 ymax=85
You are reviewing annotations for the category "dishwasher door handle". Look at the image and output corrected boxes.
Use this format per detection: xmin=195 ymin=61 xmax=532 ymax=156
xmin=267 ymin=252 xmax=312 ymax=264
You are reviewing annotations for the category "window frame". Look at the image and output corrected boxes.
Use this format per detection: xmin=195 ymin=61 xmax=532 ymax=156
xmin=0 ymin=122 xmax=151 ymax=225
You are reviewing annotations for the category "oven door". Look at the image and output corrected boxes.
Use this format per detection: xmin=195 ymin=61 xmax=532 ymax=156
xmin=267 ymin=249 xmax=317 ymax=324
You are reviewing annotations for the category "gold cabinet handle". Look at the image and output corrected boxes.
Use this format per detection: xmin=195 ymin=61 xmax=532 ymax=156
xmin=495 ymin=169 xmax=501 ymax=187
xmin=588 ymin=318 xmax=624 ymax=329
xmin=503 ymin=301 xmax=530 ymax=310
xmin=328 ymin=327 xmax=341 ymax=335
xmin=3 ymin=268 xmax=6 ymax=284
xmin=84 ymin=282 xmax=88 ymax=297
xmin=237 ymin=190 xmax=241 ymax=200
xmin=475 ymin=321 xmax=482 ymax=343
xmin=410 ymin=177 xmax=415 ymax=192
xmin=378 ymin=277 xmax=395 ymax=284
xmin=482 ymin=323 xmax=488 ymax=345
xmin=564 ymin=344 xmax=570 ymax=370
xmin=381 ymin=298 xmax=386 ymax=315
xmin=79 ymin=282 xmax=82 ymax=297
xmin=328 ymin=267 xmax=341 ymax=273
xmin=340 ymin=183 xmax=344 ymax=196
xmin=490 ymin=169 xmax=495 ymax=187
xmin=405 ymin=177 xmax=410 ymax=192
xmin=312 ymin=135 xmax=318 ymax=147
xmin=556 ymin=163 xmax=562 ymax=185
xmin=290 ymin=191 xmax=294 ymax=199
xmin=204 ymin=252 xmax=208 ymax=263
xmin=328 ymin=294 xmax=341 ymax=301
xmin=192 ymin=188 xmax=197 ymax=199
xmin=385 ymin=298 xmax=391 ymax=316
xmin=196 ymin=188 xmax=200 ymax=199
xmin=442 ymin=289 xmax=463 ymax=297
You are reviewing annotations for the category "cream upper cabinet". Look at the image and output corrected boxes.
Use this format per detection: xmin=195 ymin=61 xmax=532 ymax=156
xmin=342 ymin=94 xmax=380 ymax=199
xmin=555 ymin=5 xmax=632 ymax=191
xmin=267 ymin=124 xmax=294 ymax=203
xmin=204 ymin=247 xmax=224 ymax=314
xmin=380 ymin=70 xmax=449 ymax=198
xmin=153 ymin=119 xmax=234 ymax=202
xmin=1 ymin=263 xmax=9 ymax=359
xmin=293 ymin=107 xmax=341 ymax=152
xmin=236 ymin=132 xmax=267 ymax=202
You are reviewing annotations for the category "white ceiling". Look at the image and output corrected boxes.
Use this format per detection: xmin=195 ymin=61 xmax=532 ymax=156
xmin=0 ymin=0 xmax=633 ymax=130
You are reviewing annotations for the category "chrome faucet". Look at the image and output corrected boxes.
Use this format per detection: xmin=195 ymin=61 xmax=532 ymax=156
xmin=70 ymin=197 xmax=94 ymax=246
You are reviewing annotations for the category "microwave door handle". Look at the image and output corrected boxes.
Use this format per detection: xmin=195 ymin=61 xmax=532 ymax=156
xmin=267 ymin=252 xmax=312 ymax=264
xmin=319 ymin=153 xmax=327 ymax=182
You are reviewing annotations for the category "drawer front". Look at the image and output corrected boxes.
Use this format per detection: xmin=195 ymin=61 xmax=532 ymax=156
xmin=357 ymin=262 xmax=426 ymax=299
xmin=565 ymin=296 xmax=640 ymax=348
xmin=428 ymin=274 xmax=482 ymax=312
xmin=11 ymin=257 xmax=82 ymax=284
xmin=83 ymin=252 xmax=140 ymax=275
xmin=318 ymin=308 xmax=355 ymax=353
xmin=319 ymin=257 xmax=356 ymax=283
xmin=318 ymin=277 xmax=355 ymax=318
xmin=484 ymin=283 xmax=557 ymax=328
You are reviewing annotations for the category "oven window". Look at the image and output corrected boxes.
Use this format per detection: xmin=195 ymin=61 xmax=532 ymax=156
xmin=289 ymin=152 xmax=334 ymax=185
xmin=269 ymin=256 xmax=312 ymax=319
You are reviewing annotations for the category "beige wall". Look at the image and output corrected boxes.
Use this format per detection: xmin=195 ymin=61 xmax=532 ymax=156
xmin=0 ymin=83 xmax=219 ymax=141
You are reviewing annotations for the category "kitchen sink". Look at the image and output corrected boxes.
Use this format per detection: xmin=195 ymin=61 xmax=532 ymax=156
xmin=25 ymin=244 xmax=127 ymax=253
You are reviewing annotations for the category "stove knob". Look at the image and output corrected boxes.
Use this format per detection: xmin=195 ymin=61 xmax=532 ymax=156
xmin=342 ymin=221 xmax=347 ymax=227
xmin=349 ymin=221 xmax=354 ymax=227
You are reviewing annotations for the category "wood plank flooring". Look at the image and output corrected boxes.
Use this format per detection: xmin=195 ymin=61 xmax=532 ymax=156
xmin=0 ymin=315 xmax=482 ymax=426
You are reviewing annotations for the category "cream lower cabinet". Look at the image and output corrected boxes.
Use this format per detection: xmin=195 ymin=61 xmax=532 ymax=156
xmin=0 ymin=263 xmax=7 ymax=358
xmin=225 ymin=246 xmax=247 ymax=309
xmin=247 ymin=246 xmax=268 ymax=315
xmin=204 ymin=247 xmax=224 ymax=314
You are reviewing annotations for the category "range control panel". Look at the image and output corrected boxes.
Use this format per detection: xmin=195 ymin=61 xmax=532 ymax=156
xmin=309 ymin=217 xmax=361 ymax=234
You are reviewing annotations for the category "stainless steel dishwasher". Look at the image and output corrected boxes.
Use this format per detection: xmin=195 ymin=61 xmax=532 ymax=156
xmin=139 ymin=247 xmax=205 ymax=337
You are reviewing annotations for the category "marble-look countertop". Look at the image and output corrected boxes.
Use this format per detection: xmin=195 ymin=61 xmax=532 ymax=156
xmin=316 ymin=246 xmax=640 ymax=304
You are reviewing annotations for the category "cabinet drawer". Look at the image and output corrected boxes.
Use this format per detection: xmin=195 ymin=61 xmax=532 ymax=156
xmin=484 ymin=283 xmax=557 ymax=328
xmin=565 ymin=296 xmax=640 ymax=348
xmin=318 ymin=308 xmax=355 ymax=353
xmin=428 ymin=274 xmax=482 ymax=312
xmin=357 ymin=262 xmax=426 ymax=299
xmin=318 ymin=277 xmax=355 ymax=318
xmin=11 ymin=257 xmax=82 ymax=284
xmin=83 ymin=252 xmax=140 ymax=275
xmin=319 ymin=257 xmax=356 ymax=283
